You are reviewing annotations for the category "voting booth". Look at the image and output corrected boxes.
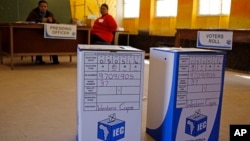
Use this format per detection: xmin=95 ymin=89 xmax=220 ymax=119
xmin=146 ymin=47 xmax=226 ymax=141
xmin=77 ymin=45 xmax=144 ymax=141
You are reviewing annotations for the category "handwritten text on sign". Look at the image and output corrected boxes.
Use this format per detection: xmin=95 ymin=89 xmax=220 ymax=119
xmin=197 ymin=31 xmax=233 ymax=50
xmin=44 ymin=24 xmax=77 ymax=39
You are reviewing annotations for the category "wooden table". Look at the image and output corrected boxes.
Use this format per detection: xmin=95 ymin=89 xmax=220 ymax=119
xmin=0 ymin=23 xmax=90 ymax=69
xmin=174 ymin=28 xmax=250 ymax=47
xmin=114 ymin=31 xmax=130 ymax=45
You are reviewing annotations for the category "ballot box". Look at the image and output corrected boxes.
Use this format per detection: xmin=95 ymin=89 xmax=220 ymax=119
xmin=146 ymin=47 xmax=226 ymax=141
xmin=77 ymin=45 xmax=144 ymax=141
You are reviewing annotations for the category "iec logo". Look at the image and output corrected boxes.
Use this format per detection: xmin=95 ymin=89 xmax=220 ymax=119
xmin=185 ymin=110 xmax=207 ymax=137
xmin=226 ymin=40 xmax=232 ymax=45
xmin=97 ymin=113 xmax=125 ymax=141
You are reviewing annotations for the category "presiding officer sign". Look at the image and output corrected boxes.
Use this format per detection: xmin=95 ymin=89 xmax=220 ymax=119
xmin=197 ymin=31 xmax=233 ymax=50
xmin=44 ymin=23 xmax=77 ymax=40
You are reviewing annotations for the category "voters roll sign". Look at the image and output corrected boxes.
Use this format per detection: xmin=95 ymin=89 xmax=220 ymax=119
xmin=197 ymin=31 xmax=233 ymax=50
xmin=44 ymin=23 xmax=77 ymax=39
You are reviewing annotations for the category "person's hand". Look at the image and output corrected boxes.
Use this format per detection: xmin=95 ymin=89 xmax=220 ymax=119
xmin=47 ymin=17 xmax=53 ymax=23
xmin=41 ymin=17 xmax=48 ymax=23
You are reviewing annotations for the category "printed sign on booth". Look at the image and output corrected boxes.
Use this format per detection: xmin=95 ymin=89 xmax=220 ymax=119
xmin=44 ymin=24 xmax=77 ymax=39
xmin=197 ymin=31 xmax=233 ymax=50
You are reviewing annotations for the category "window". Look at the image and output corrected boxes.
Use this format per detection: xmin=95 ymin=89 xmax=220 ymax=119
xmin=156 ymin=0 xmax=178 ymax=17
xmin=198 ymin=0 xmax=231 ymax=15
xmin=124 ymin=0 xmax=140 ymax=18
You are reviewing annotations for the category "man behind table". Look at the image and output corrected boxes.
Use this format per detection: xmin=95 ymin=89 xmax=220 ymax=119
xmin=26 ymin=0 xmax=59 ymax=64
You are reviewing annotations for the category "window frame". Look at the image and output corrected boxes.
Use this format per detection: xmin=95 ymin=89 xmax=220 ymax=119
xmin=198 ymin=0 xmax=231 ymax=16
xmin=123 ymin=0 xmax=140 ymax=18
xmin=155 ymin=0 xmax=178 ymax=17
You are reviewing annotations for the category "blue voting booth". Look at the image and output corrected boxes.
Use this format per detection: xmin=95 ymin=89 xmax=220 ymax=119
xmin=146 ymin=47 xmax=226 ymax=141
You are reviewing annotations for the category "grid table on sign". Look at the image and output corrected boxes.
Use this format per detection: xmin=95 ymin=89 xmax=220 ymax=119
xmin=176 ymin=54 xmax=224 ymax=109
xmin=83 ymin=52 xmax=143 ymax=111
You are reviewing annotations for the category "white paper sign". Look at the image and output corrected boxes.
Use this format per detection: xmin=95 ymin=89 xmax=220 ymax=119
xmin=197 ymin=31 xmax=233 ymax=50
xmin=44 ymin=24 xmax=77 ymax=39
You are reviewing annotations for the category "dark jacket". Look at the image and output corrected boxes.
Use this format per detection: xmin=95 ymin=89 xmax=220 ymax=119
xmin=26 ymin=7 xmax=57 ymax=23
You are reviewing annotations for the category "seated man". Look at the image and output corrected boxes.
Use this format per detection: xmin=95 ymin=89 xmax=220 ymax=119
xmin=26 ymin=0 xmax=59 ymax=64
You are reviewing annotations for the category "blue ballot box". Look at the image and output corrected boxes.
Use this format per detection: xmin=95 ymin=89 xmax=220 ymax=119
xmin=77 ymin=45 xmax=144 ymax=141
xmin=146 ymin=47 xmax=226 ymax=141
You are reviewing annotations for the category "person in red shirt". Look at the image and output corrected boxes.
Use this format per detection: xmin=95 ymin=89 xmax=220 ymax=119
xmin=90 ymin=3 xmax=118 ymax=44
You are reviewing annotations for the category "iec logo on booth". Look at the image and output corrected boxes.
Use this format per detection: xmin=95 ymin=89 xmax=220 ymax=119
xmin=185 ymin=110 xmax=207 ymax=137
xmin=97 ymin=113 xmax=125 ymax=141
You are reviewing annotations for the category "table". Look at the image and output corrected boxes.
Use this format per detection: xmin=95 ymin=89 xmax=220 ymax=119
xmin=174 ymin=28 xmax=250 ymax=47
xmin=114 ymin=31 xmax=130 ymax=45
xmin=0 ymin=23 xmax=90 ymax=69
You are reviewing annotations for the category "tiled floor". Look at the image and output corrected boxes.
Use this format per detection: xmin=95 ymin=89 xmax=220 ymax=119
xmin=0 ymin=56 xmax=250 ymax=141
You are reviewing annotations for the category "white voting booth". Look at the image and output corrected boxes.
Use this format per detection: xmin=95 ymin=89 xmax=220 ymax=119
xmin=146 ymin=47 xmax=226 ymax=141
xmin=77 ymin=45 xmax=144 ymax=141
